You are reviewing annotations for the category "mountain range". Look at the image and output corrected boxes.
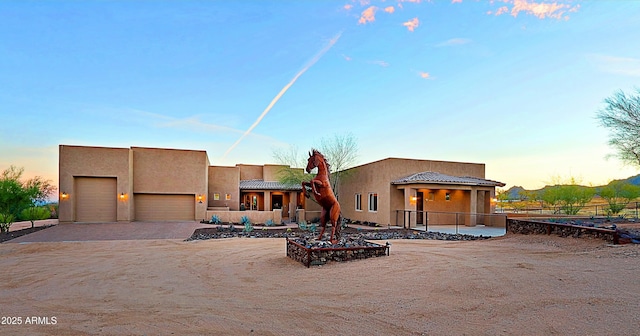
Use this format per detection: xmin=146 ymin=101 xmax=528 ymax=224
xmin=504 ymin=174 xmax=640 ymax=199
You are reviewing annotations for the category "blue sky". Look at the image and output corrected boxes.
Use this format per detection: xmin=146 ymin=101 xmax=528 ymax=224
xmin=1 ymin=0 xmax=640 ymax=191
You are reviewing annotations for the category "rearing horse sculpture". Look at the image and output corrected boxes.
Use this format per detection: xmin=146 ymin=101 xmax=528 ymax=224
xmin=302 ymin=149 xmax=342 ymax=244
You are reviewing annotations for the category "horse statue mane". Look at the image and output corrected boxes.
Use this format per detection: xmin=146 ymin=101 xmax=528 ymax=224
xmin=302 ymin=149 xmax=341 ymax=244
xmin=309 ymin=149 xmax=330 ymax=171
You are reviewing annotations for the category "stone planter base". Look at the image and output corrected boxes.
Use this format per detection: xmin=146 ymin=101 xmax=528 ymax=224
xmin=286 ymin=238 xmax=389 ymax=267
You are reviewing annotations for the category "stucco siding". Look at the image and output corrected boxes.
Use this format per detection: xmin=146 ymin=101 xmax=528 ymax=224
xmin=338 ymin=158 xmax=488 ymax=226
xmin=208 ymin=166 xmax=240 ymax=210
xmin=59 ymin=145 xmax=131 ymax=223
xmin=238 ymin=164 xmax=263 ymax=181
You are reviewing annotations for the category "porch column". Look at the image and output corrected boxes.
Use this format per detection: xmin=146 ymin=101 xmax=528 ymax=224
xmin=288 ymin=192 xmax=297 ymax=220
xmin=264 ymin=191 xmax=271 ymax=211
xmin=403 ymin=187 xmax=417 ymax=228
xmin=468 ymin=188 xmax=477 ymax=227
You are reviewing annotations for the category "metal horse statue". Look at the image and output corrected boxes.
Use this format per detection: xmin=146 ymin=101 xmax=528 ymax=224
xmin=302 ymin=149 xmax=342 ymax=244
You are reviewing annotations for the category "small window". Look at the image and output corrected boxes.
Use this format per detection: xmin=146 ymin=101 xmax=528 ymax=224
xmin=368 ymin=193 xmax=378 ymax=212
xmin=445 ymin=193 xmax=450 ymax=201
xmin=213 ymin=193 xmax=220 ymax=201
xmin=355 ymin=193 xmax=362 ymax=211
xmin=225 ymin=193 xmax=231 ymax=201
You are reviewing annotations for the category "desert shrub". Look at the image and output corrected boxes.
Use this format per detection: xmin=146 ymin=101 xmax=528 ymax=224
xmin=0 ymin=213 xmax=14 ymax=233
xmin=309 ymin=223 xmax=317 ymax=233
xmin=265 ymin=219 xmax=275 ymax=227
xmin=210 ymin=215 xmax=221 ymax=225
xmin=241 ymin=216 xmax=253 ymax=233
xmin=310 ymin=217 xmax=320 ymax=224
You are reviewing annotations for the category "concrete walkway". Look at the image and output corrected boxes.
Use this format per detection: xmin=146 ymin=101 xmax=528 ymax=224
xmin=414 ymin=224 xmax=506 ymax=237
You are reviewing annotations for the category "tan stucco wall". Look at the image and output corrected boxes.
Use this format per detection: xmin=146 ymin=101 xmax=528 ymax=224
xmin=58 ymin=145 xmax=131 ymax=223
xmin=263 ymin=164 xmax=287 ymax=182
xmin=131 ymin=147 xmax=209 ymax=220
xmin=337 ymin=158 xmax=488 ymax=226
xmin=238 ymin=164 xmax=263 ymax=180
xmin=205 ymin=210 xmax=282 ymax=224
xmin=208 ymin=166 xmax=240 ymax=210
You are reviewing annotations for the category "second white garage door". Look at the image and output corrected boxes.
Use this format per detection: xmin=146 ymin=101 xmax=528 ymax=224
xmin=134 ymin=194 xmax=195 ymax=221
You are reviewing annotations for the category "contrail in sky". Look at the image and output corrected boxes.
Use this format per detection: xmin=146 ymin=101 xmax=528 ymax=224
xmin=223 ymin=32 xmax=343 ymax=157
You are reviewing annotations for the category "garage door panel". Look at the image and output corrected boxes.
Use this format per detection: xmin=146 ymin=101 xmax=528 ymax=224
xmin=75 ymin=177 xmax=117 ymax=222
xmin=135 ymin=194 xmax=194 ymax=221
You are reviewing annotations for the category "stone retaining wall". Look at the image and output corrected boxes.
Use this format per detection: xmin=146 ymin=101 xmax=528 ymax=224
xmin=286 ymin=239 xmax=389 ymax=267
xmin=507 ymin=218 xmax=619 ymax=244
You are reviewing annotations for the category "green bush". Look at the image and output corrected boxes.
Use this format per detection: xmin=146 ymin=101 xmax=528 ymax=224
xmin=265 ymin=219 xmax=275 ymax=227
xmin=0 ymin=213 xmax=14 ymax=233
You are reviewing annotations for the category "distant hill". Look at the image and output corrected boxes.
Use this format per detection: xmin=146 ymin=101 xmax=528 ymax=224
xmin=503 ymin=173 xmax=640 ymax=199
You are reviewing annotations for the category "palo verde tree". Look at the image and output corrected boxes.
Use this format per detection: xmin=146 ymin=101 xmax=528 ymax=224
xmin=598 ymin=181 xmax=640 ymax=215
xmin=0 ymin=166 xmax=55 ymax=232
xmin=596 ymin=88 xmax=640 ymax=168
xmin=272 ymin=132 xmax=359 ymax=200
xmin=540 ymin=177 xmax=596 ymax=215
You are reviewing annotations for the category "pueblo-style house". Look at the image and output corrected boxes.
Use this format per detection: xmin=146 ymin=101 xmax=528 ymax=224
xmin=58 ymin=145 xmax=505 ymax=228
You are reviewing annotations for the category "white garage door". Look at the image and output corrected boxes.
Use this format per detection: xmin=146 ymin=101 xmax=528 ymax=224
xmin=75 ymin=177 xmax=117 ymax=222
xmin=134 ymin=194 xmax=195 ymax=221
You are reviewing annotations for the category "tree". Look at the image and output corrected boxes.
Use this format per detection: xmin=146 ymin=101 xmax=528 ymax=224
xmin=599 ymin=181 xmax=640 ymax=215
xmin=272 ymin=132 xmax=359 ymax=199
xmin=20 ymin=206 xmax=51 ymax=228
xmin=271 ymin=145 xmax=309 ymax=188
xmin=0 ymin=166 xmax=55 ymax=232
xmin=318 ymin=132 xmax=358 ymax=197
xmin=540 ymin=177 xmax=595 ymax=215
xmin=596 ymin=88 xmax=640 ymax=168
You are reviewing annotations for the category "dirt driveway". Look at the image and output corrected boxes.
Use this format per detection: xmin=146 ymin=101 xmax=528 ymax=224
xmin=0 ymin=234 xmax=638 ymax=335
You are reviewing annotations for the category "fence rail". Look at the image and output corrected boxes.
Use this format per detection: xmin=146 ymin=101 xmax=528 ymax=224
xmin=394 ymin=210 xmax=507 ymax=231
xmin=496 ymin=202 xmax=640 ymax=218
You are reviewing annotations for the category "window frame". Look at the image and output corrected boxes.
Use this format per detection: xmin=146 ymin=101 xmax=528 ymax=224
xmin=368 ymin=192 xmax=378 ymax=212
xmin=355 ymin=193 xmax=362 ymax=211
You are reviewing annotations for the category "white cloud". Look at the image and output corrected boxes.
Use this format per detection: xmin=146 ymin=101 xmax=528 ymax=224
xmin=588 ymin=54 xmax=640 ymax=77
xmin=435 ymin=38 xmax=471 ymax=47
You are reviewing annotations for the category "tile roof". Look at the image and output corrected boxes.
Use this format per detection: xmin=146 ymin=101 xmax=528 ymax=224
xmin=391 ymin=171 xmax=505 ymax=187
xmin=239 ymin=179 xmax=302 ymax=191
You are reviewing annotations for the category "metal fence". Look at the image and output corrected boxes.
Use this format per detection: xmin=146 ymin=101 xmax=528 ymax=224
xmin=394 ymin=210 xmax=507 ymax=231
xmin=496 ymin=202 xmax=640 ymax=218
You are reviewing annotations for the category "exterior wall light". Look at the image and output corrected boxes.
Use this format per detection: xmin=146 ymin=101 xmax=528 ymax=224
xmin=197 ymin=194 xmax=205 ymax=204
xmin=410 ymin=196 xmax=417 ymax=205
xmin=119 ymin=192 xmax=127 ymax=201
xmin=61 ymin=192 xmax=69 ymax=200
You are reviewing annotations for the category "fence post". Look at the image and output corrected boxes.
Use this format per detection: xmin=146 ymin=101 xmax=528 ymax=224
xmin=455 ymin=213 xmax=459 ymax=234
xmin=425 ymin=211 xmax=428 ymax=232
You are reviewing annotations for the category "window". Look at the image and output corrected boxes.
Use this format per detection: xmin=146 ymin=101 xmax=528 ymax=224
xmin=213 ymin=193 xmax=220 ymax=201
xmin=445 ymin=192 xmax=450 ymax=201
xmin=225 ymin=193 xmax=231 ymax=200
xmin=355 ymin=193 xmax=362 ymax=211
xmin=368 ymin=193 xmax=378 ymax=212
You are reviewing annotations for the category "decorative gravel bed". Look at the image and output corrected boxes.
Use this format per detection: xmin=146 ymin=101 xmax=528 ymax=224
xmin=185 ymin=226 xmax=492 ymax=242
xmin=0 ymin=225 xmax=53 ymax=243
